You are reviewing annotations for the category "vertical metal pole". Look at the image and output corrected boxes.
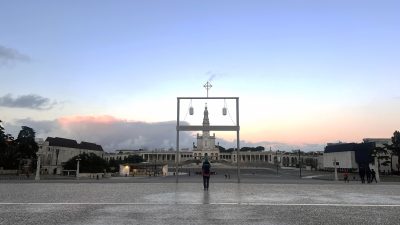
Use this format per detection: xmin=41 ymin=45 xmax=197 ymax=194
xmin=35 ymin=155 xmax=41 ymax=180
xmin=176 ymin=98 xmax=180 ymax=183
xmin=334 ymin=158 xmax=338 ymax=181
xmin=76 ymin=159 xmax=80 ymax=179
xmin=276 ymin=151 xmax=279 ymax=175
xmin=299 ymin=150 xmax=302 ymax=178
xmin=236 ymin=98 xmax=240 ymax=183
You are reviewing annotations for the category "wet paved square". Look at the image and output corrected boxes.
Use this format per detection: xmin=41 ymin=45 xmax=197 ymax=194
xmin=1 ymin=180 xmax=400 ymax=225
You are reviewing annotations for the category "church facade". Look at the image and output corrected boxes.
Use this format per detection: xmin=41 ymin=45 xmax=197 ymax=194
xmin=192 ymin=105 xmax=219 ymax=161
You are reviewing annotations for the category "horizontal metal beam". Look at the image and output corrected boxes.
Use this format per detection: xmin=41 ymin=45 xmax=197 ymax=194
xmin=177 ymin=97 xmax=238 ymax=100
xmin=177 ymin=125 xmax=239 ymax=131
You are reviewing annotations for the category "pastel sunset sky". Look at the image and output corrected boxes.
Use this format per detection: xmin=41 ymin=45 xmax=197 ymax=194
xmin=1 ymin=1 xmax=399 ymax=151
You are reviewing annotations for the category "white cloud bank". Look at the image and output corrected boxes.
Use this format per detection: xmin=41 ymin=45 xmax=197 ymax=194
xmin=4 ymin=115 xmax=325 ymax=152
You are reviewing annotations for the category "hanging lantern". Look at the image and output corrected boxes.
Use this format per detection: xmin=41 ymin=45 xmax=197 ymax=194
xmin=222 ymin=99 xmax=227 ymax=116
xmin=189 ymin=99 xmax=194 ymax=115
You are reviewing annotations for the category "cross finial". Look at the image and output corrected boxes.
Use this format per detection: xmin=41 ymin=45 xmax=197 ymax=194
xmin=204 ymin=81 xmax=212 ymax=97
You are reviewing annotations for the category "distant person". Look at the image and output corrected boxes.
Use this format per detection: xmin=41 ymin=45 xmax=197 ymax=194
xmin=371 ymin=169 xmax=377 ymax=183
xmin=359 ymin=167 xmax=365 ymax=183
xmin=343 ymin=170 xmax=349 ymax=183
xmin=366 ymin=168 xmax=372 ymax=183
xmin=202 ymin=156 xmax=211 ymax=190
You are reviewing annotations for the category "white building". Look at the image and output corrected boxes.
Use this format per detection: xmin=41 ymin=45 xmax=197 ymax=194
xmin=323 ymin=138 xmax=398 ymax=173
xmin=37 ymin=137 xmax=104 ymax=175
xmin=193 ymin=105 xmax=219 ymax=161
xmin=323 ymin=144 xmax=358 ymax=170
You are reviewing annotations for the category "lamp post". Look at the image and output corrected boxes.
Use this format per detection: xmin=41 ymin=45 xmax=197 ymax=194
xmin=333 ymin=158 xmax=338 ymax=181
xmin=35 ymin=154 xmax=41 ymax=180
xmin=298 ymin=150 xmax=302 ymax=178
xmin=76 ymin=157 xmax=81 ymax=179
xmin=275 ymin=150 xmax=279 ymax=175
xmin=154 ymin=159 xmax=157 ymax=177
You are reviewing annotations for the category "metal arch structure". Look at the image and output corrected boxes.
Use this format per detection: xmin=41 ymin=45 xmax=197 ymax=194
xmin=176 ymin=97 xmax=241 ymax=183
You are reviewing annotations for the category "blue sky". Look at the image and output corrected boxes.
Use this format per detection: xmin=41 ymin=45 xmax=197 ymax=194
xmin=1 ymin=0 xmax=399 ymax=151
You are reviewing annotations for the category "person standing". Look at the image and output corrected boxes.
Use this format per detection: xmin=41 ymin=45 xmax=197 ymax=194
xmin=366 ymin=167 xmax=372 ymax=183
xmin=371 ymin=169 xmax=378 ymax=183
xmin=202 ymin=156 xmax=211 ymax=190
xmin=343 ymin=170 xmax=349 ymax=183
xmin=359 ymin=167 xmax=365 ymax=183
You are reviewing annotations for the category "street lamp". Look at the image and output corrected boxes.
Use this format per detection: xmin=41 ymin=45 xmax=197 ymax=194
xmin=154 ymin=159 xmax=157 ymax=177
xmin=275 ymin=150 xmax=279 ymax=175
xmin=76 ymin=157 xmax=81 ymax=179
xmin=35 ymin=153 xmax=42 ymax=181
xmin=333 ymin=157 xmax=338 ymax=181
xmin=298 ymin=150 xmax=302 ymax=178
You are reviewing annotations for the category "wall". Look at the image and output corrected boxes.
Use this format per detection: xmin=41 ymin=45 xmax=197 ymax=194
xmin=323 ymin=151 xmax=357 ymax=169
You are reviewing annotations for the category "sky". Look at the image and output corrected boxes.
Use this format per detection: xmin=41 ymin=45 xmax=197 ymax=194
xmin=1 ymin=0 xmax=399 ymax=152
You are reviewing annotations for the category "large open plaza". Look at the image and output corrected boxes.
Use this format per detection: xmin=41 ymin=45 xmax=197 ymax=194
xmin=2 ymin=1 xmax=400 ymax=224
xmin=1 ymin=167 xmax=400 ymax=225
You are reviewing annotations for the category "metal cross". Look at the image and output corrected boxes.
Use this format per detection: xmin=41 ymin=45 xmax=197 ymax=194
xmin=203 ymin=81 xmax=212 ymax=97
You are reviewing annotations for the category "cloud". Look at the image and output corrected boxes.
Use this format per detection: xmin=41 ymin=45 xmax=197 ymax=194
xmin=9 ymin=115 xmax=194 ymax=151
xmin=205 ymin=71 xmax=227 ymax=82
xmin=57 ymin=115 xmax=195 ymax=151
xmin=0 ymin=45 xmax=30 ymax=65
xmin=0 ymin=94 xmax=57 ymax=110
xmin=6 ymin=115 xmax=326 ymax=152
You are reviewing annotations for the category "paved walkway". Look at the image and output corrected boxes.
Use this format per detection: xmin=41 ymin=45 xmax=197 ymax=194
xmin=1 ymin=182 xmax=400 ymax=225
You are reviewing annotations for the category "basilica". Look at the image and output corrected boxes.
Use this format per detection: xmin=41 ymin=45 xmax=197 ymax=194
xmin=192 ymin=105 xmax=219 ymax=161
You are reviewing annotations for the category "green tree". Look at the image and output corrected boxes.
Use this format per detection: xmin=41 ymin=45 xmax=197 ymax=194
xmin=0 ymin=120 xmax=7 ymax=158
xmin=255 ymin=146 xmax=265 ymax=152
xmin=15 ymin=126 xmax=38 ymax=160
xmin=0 ymin=121 xmax=19 ymax=169
xmin=124 ymin=155 xmax=144 ymax=163
xmin=388 ymin=131 xmax=400 ymax=174
xmin=240 ymin=146 xmax=265 ymax=152
xmin=0 ymin=123 xmax=40 ymax=170
xmin=64 ymin=153 xmax=108 ymax=173
xmin=217 ymin=145 xmax=226 ymax=152
xmin=371 ymin=145 xmax=391 ymax=173
xmin=107 ymin=158 xmax=121 ymax=172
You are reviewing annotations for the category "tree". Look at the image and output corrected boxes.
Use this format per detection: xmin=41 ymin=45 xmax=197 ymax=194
xmin=0 ymin=128 xmax=18 ymax=169
xmin=240 ymin=146 xmax=265 ymax=152
xmin=255 ymin=146 xmax=265 ymax=152
xmin=124 ymin=155 xmax=144 ymax=164
xmin=0 ymin=123 xmax=41 ymax=171
xmin=107 ymin=158 xmax=120 ymax=172
xmin=217 ymin=145 xmax=226 ymax=152
xmin=15 ymin=126 xmax=38 ymax=160
xmin=221 ymin=147 xmax=234 ymax=153
xmin=64 ymin=153 xmax=108 ymax=173
xmin=371 ymin=145 xmax=391 ymax=173
xmin=0 ymin=121 xmax=7 ymax=161
xmin=388 ymin=131 xmax=400 ymax=174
